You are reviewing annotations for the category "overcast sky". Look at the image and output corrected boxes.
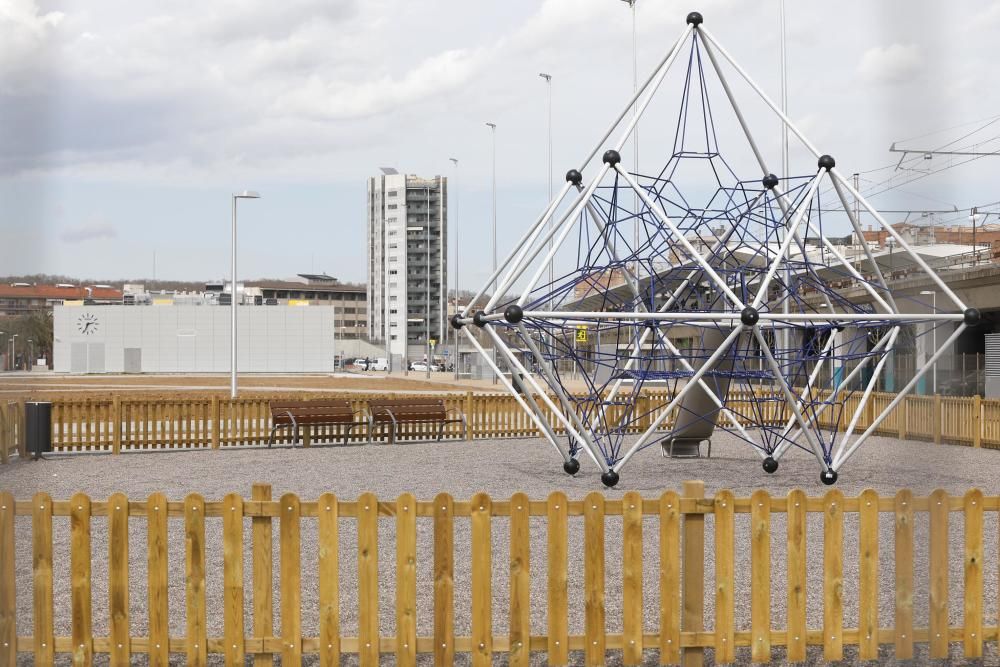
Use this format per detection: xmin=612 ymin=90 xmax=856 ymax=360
xmin=2 ymin=0 xmax=999 ymax=290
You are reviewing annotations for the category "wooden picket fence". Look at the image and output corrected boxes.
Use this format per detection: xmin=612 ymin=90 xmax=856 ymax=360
xmin=1 ymin=482 xmax=997 ymax=665
xmin=0 ymin=390 xmax=997 ymax=462
xmin=0 ymin=402 xmax=23 ymax=464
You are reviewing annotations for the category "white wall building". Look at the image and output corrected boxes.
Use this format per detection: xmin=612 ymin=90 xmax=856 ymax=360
xmin=367 ymin=170 xmax=448 ymax=365
xmin=54 ymin=305 xmax=336 ymax=373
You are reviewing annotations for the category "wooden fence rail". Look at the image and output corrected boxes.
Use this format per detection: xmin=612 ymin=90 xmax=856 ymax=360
xmin=1 ymin=390 xmax=998 ymax=461
xmin=0 ymin=483 xmax=998 ymax=665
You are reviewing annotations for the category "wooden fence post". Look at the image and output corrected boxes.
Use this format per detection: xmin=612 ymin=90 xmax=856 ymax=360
xmin=112 ymin=395 xmax=122 ymax=455
xmin=252 ymin=483 xmax=273 ymax=667
xmin=681 ymin=480 xmax=705 ymax=667
xmin=933 ymin=394 xmax=942 ymax=444
xmin=973 ymin=395 xmax=982 ymax=448
xmin=465 ymin=392 xmax=475 ymax=440
xmin=0 ymin=491 xmax=15 ymax=665
xmin=212 ymin=396 xmax=221 ymax=449
xmin=898 ymin=396 xmax=907 ymax=440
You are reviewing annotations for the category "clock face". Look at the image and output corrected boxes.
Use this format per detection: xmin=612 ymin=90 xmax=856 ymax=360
xmin=77 ymin=313 xmax=99 ymax=335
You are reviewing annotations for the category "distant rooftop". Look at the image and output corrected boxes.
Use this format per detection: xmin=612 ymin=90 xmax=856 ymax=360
xmin=297 ymin=273 xmax=338 ymax=284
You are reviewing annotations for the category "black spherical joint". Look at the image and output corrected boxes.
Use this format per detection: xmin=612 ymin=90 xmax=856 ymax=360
xmin=504 ymin=304 xmax=524 ymax=324
xmin=740 ymin=306 xmax=760 ymax=326
xmin=686 ymin=11 xmax=703 ymax=25
xmin=964 ymin=308 xmax=982 ymax=326
xmin=762 ymin=173 xmax=779 ymax=189
xmin=601 ymin=469 xmax=620 ymax=488
xmin=563 ymin=458 xmax=580 ymax=476
xmin=450 ymin=314 xmax=464 ymax=330
xmin=820 ymin=468 xmax=839 ymax=486
xmin=602 ymin=149 xmax=621 ymax=167
xmin=762 ymin=457 xmax=779 ymax=474
xmin=473 ymin=311 xmax=488 ymax=328
xmin=565 ymin=169 xmax=583 ymax=186
xmin=818 ymin=154 xmax=836 ymax=171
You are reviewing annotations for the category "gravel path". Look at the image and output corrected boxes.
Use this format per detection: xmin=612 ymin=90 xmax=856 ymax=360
xmin=3 ymin=433 xmax=999 ymax=665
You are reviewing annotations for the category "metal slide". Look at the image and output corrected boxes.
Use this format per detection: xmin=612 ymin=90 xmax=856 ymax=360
xmin=660 ymin=327 xmax=740 ymax=457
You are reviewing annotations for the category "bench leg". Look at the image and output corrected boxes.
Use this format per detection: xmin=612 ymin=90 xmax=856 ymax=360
xmin=437 ymin=421 xmax=446 ymax=442
xmin=268 ymin=426 xmax=276 ymax=448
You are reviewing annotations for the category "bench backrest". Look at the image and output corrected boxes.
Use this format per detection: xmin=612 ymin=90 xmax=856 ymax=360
xmin=368 ymin=398 xmax=449 ymax=421
xmin=270 ymin=400 xmax=357 ymax=425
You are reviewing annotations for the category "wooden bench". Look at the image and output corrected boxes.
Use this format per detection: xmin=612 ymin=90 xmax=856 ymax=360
xmin=367 ymin=398 xmax=466 ymax=443
xmin=268 ymin=400 xmax=367 ymax=447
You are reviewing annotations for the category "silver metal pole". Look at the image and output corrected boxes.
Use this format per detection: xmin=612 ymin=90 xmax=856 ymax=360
xmin=230 ymin=195 xmax=237 ymax=399
xmin=450 ymin=158 xmax=459 ymax=380
xmin=486 ymin=122 xmax=497 ymax=293
xmin=932 ymin=291 xmax=937 ymax=394
xmin=539 ymin=74 xmax=553 ymax=293
xmin=426 ymin=185 xmax=431 ymax=380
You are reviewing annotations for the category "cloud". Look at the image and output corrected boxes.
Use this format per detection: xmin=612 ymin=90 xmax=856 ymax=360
xmin=61 ymin=219 xmax=117 ymax=243
xmin=857 ymin=43 xmax=922 ymax=84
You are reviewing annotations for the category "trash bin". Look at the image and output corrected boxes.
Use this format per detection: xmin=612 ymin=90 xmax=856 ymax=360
xmin=26 ymin=401 xmax=52 ymax=460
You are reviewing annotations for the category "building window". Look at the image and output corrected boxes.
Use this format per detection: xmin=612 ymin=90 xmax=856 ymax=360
xmin=387 ymin=204 xmax=398 ymax=210
xmin=388 ymin=190 xmax=398 ymax=197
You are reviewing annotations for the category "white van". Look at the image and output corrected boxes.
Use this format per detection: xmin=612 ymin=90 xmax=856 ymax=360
xmin=369 ymin=357 xmax=389 ymax=371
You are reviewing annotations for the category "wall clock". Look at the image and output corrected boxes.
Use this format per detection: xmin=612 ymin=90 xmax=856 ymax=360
xmin=77 ymin=313 xmax=99 ymax=335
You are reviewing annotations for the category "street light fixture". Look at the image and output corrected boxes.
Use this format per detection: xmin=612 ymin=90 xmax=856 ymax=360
xmin=920 ymin=290 xmax=937 ymax=394
xmin=231 ymin=190 xmax=261 ymax=399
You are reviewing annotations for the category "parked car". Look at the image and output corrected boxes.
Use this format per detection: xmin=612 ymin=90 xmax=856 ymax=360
xmin=351 ymin=358 xmax=369 ymax=371
xmin=410 ymin=361 xmax=441 ymax=372
xmin=369 ymin=357 xmax=389 ymax=371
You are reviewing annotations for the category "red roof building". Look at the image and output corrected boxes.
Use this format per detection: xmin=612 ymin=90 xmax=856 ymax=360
xmin=0 ymin=284 xmax=122 ymax=316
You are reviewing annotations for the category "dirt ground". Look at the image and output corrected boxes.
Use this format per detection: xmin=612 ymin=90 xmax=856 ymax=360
xmin=0 ymin=371 xmax=507 ymax=400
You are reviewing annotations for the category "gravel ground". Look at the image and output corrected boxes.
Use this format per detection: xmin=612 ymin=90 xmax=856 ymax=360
xmin=2 ymin=433 xmax=999 ymax=665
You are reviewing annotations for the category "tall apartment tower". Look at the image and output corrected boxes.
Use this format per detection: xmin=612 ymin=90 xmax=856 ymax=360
xmin=367 ymin=170 xmax=448 ymax=365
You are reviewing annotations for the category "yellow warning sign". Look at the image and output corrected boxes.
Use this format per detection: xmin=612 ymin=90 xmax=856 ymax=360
xmin=575 ymin=326 xmax=588 ymax=343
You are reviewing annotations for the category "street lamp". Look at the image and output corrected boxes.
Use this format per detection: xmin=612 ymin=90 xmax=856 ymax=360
xmin=920 ymin=290 xmax=937 ymax=394
xmin=485 ymin=122 xmax=498 ymax=384
xmin=0 ymin=332 xmax=5 ymax=371
xmin=620 ymin=0 xmax=640 ymax=272
xmin=449 ymin=157 xmax=460 ymax=380
xmin=485 ymin=122 xmax=497 ymax=294
xmin=231 ymin=190 xmax=261 ymax=399
xmin=10 ymin=334 xmax=18 ymax=372
xmin=538 ymin=73 xmax=554 ymax=293
xmin=28 ymin=339 xmax=33 ymax=370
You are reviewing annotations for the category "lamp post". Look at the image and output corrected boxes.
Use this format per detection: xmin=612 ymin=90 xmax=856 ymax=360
xmin=485 ymin=123 xmax=497 ymax=295
xmin=449 ymin=157 xmax=460 ymax=380
xmin=538 ymin=73 xmax=554 ymax=294
xmin=28 ymin=339 xmax=33 ymax=370
xmin=620 ymin=0 xmax=640 ymax=274
xmin=10 ymin=334 xmax=18 ymax=372
xmin=0 ymin=332 xmax=4 ymax=371
xmin=920 ymin=290 xmax=937 ymax=394
xmin=426 ymin=183 xmax=432 ymax=380
xmin=231 ymin=190 xmax=261 ymax=399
